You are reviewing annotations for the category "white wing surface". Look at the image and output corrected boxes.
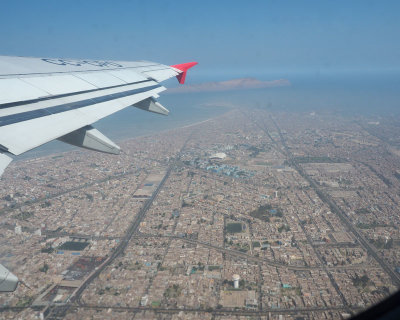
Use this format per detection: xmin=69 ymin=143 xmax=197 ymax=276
xmin=0 ymin=56 xmax=197 ymax=175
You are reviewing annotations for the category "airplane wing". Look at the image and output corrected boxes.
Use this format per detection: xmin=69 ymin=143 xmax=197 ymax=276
xmin=0 ymin=56 xmax=197 ymax=292
xmin=0 ymin=56 xmax=197 ymax=175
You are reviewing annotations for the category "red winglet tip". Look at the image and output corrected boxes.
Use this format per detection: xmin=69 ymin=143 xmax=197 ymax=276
xmin=171 ymin=62 xmax=198 ymax=84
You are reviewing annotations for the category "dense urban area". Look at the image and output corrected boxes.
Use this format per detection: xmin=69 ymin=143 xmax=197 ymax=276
xmin=1 ymin=107 xmax=400 ymax=319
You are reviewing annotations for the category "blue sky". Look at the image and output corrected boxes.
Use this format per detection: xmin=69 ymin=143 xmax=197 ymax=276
xmin=1 ymin=0 xmax=399 ymax=77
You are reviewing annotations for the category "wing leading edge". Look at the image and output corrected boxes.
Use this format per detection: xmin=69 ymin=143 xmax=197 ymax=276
xmin=0 ymin=56 xmax=197 ymax=178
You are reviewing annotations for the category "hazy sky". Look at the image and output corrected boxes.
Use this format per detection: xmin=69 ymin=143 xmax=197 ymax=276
xmin=1 ymin=0 xmax=399 ymax=76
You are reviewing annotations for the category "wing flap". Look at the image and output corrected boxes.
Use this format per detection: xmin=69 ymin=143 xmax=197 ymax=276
xmin=0 ymin=85 xmax=165 ymax=155
xmin=0 ymin=109 xmax=89 ymax=155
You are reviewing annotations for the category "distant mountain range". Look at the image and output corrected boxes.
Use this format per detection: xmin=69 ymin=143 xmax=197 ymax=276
xmin=167 ymin=77 xmax=290 ymax=93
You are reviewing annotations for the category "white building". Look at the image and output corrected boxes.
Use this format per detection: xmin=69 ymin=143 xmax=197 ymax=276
xmin=210 ymin=152 xmax=227 ymax=160
xmin=15 ymin=225 xmax=22 ymax=235
xmin=233 ymin=274 xmax=240 ymax=289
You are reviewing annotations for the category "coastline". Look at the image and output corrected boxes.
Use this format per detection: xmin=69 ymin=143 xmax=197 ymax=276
xmin=13 ymin=108 xmax=231 ymax=163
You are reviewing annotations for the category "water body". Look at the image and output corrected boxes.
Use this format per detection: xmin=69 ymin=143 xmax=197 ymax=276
xmin=18 ymin=94 xmax=229 ymax=159
xmin=17 ymin=71 xmax=400 ymax=159
xmin=191 ymin=71 xmax=400 ymax=116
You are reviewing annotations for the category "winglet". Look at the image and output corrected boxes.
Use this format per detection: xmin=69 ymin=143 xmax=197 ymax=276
xmin=171 ymin=62 xmax=198 ymax=84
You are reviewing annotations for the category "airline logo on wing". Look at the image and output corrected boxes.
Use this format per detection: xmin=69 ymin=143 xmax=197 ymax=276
xmin=42 ymin=58 xmax=124 ymax=68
